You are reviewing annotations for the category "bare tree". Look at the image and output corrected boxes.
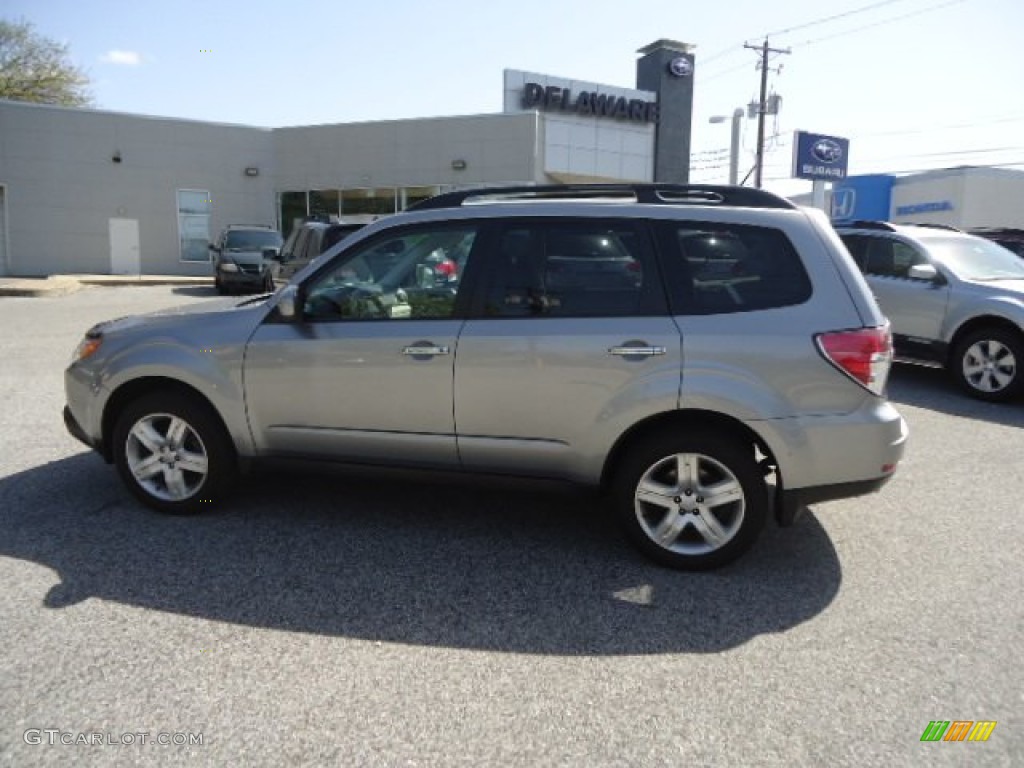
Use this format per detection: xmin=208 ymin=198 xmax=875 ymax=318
xmin=0 ymin=18 xmax=91 ymax=106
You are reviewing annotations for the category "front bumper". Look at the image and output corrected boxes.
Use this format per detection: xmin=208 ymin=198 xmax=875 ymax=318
xmin=219 ymin=269 xmax=268 ymax=288
xmin=63 ymin=405 xmax=97 ymax=451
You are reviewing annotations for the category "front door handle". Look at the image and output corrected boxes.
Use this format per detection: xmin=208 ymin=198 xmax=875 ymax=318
xmin=608 ymin=345 xmax=667 ymax=357
xmin=403 ymin=344 xmax=450 ymax=356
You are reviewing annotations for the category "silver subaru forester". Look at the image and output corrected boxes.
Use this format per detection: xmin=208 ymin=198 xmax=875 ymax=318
xmin=65 ymin=185 xmax=908 ymax=570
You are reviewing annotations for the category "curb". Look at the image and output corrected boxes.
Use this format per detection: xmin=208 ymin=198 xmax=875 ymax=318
xmin=0 ymin=275 xmax=213 ymax=297
xmin=0 ymin=276 xmax=83 ymax=298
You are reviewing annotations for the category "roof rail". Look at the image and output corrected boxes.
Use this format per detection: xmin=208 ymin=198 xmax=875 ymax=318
xmin=904 ymin=222 xmax=962 ymax=232
xmin=406 ymin=184 xmax=796 ymax=211
xmin=843 ymin=220 xmax=897 ymax=231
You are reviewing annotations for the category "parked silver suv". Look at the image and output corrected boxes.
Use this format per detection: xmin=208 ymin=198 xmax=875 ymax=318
xmin=836 ymin=221 xmax=1024 ymax=401
xmin=65 ymin=185 xmax=907 ymax=570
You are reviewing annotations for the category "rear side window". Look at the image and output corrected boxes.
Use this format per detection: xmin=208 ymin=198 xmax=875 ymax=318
xmin=655 ymin=222 xmax=812 ymax=314
xmin=481 ymin=220 xmax=665 ymax=318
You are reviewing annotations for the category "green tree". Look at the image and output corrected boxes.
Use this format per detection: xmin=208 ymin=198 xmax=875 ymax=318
xmin=0 ymin=18 xmax=91 ymax=106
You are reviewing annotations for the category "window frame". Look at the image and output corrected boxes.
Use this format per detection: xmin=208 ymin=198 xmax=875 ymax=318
xmin=652 ymin=219 xmax=813 ymax=316
xmin=295 ymin=221 xmax=487 ymax=325
xmin=467 ymin=217 xmax=669 ymax=320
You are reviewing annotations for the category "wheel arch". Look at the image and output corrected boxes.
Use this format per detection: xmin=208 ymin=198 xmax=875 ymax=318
xmin=600 ymin=409 xmax=776 ymax=489
xmin=100 ymin=377 xmax=233 ymax=463
xmin=947 ymin=315 xmax=1024 ymax=365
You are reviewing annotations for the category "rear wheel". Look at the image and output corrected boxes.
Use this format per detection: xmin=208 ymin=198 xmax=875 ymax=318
xmin=612 ymin=430 xmax=768 ymax=570
xmin=952 ymin=327 xmax=1024 ymax=402
xmin=112 ymin=392 xmax=236 ymax=514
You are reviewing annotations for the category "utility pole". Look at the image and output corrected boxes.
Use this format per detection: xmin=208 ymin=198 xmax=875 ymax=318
xmin=744 ymin=39 xmax=790 ymax=188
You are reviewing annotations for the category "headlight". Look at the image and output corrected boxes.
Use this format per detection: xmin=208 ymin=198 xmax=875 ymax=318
xmin=219 ymin=263 xmax=240 ymax=273
xmin=72 ymin=334 xmax=102 ymax=363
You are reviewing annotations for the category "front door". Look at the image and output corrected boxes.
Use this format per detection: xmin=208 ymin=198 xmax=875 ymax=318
xmin=109 ymin=218 xmax=141 ymax=275
xmin=861 ymin=235 xmax=949 ymax=345
xmin=244 ymin=222 xmax=481 ymax=467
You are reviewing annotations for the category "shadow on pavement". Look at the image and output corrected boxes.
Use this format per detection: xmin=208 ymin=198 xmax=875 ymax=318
xmin=887 ymin=364 xmax=1024 ymax=428
xmin=170 ymin=286 xmax=222 ymax=298
xmin=1 ymin=453 xmax=842 ymax=655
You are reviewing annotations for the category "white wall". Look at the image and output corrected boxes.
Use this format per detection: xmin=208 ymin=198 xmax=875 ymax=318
xmin=273 ymin=113 xmax=539 ymax=191
xmin=0 ymin=100 xmax=276 ymax=276
xmin=960 ymin=169 xmax=1024 ymax=229
xmin=890 ymin=172 xmax=965 ymax=227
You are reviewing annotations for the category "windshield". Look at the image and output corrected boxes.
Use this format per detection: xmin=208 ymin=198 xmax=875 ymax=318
xmin=224 ymin=230 xmax=283 ymax=251
xmin=925 ymin=236 xmax=1024 ymax=281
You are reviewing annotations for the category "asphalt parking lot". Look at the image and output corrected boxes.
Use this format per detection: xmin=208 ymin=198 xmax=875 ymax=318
xmin=1 ymin=285 xmax=1021 ymax=767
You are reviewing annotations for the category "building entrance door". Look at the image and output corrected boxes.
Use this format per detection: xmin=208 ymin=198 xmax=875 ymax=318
xmin=109 ymin=218 xmax=141 ymax=275
xmin=0 ymin=185 xmax=8 ymax=276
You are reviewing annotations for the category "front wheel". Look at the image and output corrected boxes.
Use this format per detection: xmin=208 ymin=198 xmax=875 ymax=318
xmin=611 ymin=431 xmax=768 ymax=570
xmin=112 ymin=392 xmax=236 ymax=514
xmin=952 ymin=327 xmax=1024 ymax=402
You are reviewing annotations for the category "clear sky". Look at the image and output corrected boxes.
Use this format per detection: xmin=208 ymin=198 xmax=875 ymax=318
xmin=5 ymin=0 xmax=1023 ymax=196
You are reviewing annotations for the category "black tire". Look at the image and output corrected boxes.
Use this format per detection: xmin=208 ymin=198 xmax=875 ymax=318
xmin=611 ymin=430 xmax=768 ymax=570
xmin=951 ymin=327 xmax=1024 ymax=402
xmin=112 ymin=391 xmax=237 ymax=515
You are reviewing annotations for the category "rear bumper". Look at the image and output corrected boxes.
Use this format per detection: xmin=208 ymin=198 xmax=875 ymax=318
xmin=777 ymin=474 xmax=892 ymax=526
xmin=754 ymin=398 xmax=908 ymax=526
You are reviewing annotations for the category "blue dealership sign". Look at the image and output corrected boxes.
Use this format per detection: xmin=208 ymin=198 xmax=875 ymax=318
xmin=792 ymin=131 xmax=850 ymax=181
xmin=830 ymin=174 xmax=894 ymax=222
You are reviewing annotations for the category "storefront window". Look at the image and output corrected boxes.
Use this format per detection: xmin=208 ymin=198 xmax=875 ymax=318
xmin=309 ymin=189 xmax=341 ymax=220
xmin=400 ymin=186 xmax=440 ymax=210
xmin=342 ymin=187 xmax=396 ymax=216
xmin=279 ymin=191 xmax=307 ymax=237
xmin=177 ymin=189 xmax=211 ymax=262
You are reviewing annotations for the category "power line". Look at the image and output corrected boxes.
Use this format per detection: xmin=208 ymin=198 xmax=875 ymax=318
xmin=790 ymin=0 xmax=966 ymax=48
xmin=698 ymin=0 xmax=926 ymax=76
xmin=765 ymin=0 xmax=915 ymax=37
xmin=853 ymin=114 xmax=1024 ymax=138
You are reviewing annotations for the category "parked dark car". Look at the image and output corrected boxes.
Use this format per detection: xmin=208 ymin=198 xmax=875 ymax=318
xmin=272 ymin=221 xmax=366 ymax=288
xmin=210 ymin=225 xmax=283 ymax=294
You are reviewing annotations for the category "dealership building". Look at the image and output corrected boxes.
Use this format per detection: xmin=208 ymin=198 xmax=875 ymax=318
xmin=826 ymin=166 xmax=1024 ymax=230
xmin=0 ymin=40 xmax=698 ymax=277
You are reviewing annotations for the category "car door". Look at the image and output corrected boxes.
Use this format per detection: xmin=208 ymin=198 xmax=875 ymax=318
xmin=243 ymin=222 xmax=482 ymax=466
xmin=856 ymin=235 xmax=950 ymax=352
xmin=276 ymin=227 xmax=316 ymax=285
xmin=455 ymin=219 xmax=681 ymax=479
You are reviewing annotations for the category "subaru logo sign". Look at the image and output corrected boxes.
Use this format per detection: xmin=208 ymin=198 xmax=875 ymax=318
xmin=667 ymin=56 xmax=693 ymax=77
xmin=831 ymin=187 xmax=857 ymax=220
xmin=812 ymin=139 xmax=843 ymax=164
xmin=793 ymin=131 xmax=849 ymax=180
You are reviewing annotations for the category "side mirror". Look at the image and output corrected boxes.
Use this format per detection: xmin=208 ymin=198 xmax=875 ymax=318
xmin=262 ymin=247 xmax=281 ymax=261
xmin=275 ymin=284 xmax=300 ymax=321
xmin=208 ymin=243 xmax=220 ymax=253
xmin=908 ymin=263 xmax=939 ymax=282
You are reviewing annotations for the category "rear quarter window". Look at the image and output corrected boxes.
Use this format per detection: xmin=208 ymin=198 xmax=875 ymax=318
xmin=655 ymin=221 xmax=812 ymax=314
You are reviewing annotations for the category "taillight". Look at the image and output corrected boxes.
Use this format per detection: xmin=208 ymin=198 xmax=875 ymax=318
xmin=816 ymin=325 xmax=893 ymax=395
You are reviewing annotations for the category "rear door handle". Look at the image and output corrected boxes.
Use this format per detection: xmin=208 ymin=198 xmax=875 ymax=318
xmin=403 ymin=345 xmax=450 ymax=356
xmin=608 ymin=345 xmax=667 ymax=357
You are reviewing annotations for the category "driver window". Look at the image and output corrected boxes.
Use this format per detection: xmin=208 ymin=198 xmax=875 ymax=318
xmin=303 ymin=225 xmax=478 ymax=321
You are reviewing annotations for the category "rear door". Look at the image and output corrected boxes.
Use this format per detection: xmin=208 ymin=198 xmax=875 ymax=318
xmin=454 ymin=218 xmax=681 ymax=479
